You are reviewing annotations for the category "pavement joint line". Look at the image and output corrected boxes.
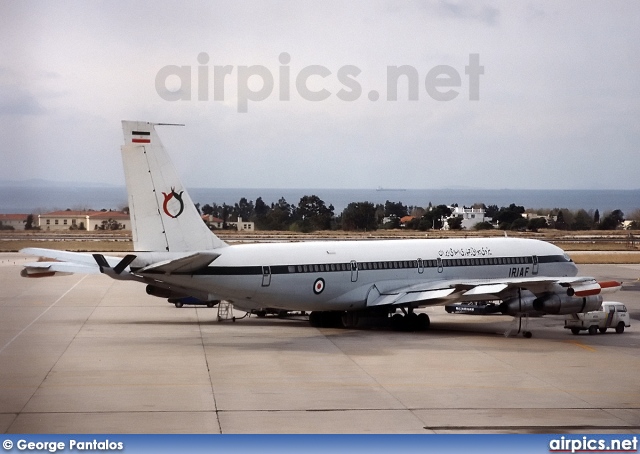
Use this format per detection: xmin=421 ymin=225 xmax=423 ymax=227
xmin=12 ymin=275 xmax=104 ymax=422
xmin=321 ymin=333 xmax=412 ymax=414
xmin=196 ymin=307 xmax=222 ymax=434
xmin=0 ymin=275 xmax=88 ymax=355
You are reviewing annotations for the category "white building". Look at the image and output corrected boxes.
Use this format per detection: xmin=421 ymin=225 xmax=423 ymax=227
xmin=0 ymin=214 xmax=29 ymax=230
xmin=38 ymin=210 xmax=130 ymax=231
xmin=201 ymin=215 xmax=254 ymax=231
xmin=441 ymin=206 xmax=489 ymax=230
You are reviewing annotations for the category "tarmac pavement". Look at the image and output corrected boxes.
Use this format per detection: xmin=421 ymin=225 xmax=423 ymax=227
xmin=1 ymin=253 xmax=639 ymax=433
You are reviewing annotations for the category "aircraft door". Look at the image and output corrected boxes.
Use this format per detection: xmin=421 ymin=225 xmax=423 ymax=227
xmin=532 ymin=255 xmax=539 ymax=275
xmin=417 ymin=258 xmax=424 ymax=274
xmin=350 ymin=260 xmax=358 ymax=282
xmin=437 ymin=257 xmax=443 ymax=273
xmin=262 ymin=265 xmax=271 ymax=287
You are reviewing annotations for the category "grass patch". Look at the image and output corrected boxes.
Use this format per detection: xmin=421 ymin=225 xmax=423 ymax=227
xmin=568 ymin=252 xmax=640 ymax=264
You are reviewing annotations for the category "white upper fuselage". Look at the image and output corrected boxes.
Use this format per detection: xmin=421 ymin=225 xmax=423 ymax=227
xmin=134 ymin=237 xmax=577 ymax=312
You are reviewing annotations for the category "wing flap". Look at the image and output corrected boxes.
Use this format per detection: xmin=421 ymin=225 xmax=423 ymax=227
xmin=463 ymin=283 xmax=508 ymax=296
xmin=367 ymin=288 xmax=457 ymax=307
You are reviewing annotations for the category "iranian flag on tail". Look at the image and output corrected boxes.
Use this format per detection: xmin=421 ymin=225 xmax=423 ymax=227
xmin=131 ymin=131 xmax=151 ymax=144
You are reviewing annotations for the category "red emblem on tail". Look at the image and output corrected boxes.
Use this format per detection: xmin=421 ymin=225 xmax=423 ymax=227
xmin=162 ymin=188 xmax=185 ymax=218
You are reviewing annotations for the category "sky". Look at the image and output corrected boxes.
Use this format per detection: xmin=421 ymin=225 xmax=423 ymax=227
xmin=1 ymin=1 xmax=639 ymax=190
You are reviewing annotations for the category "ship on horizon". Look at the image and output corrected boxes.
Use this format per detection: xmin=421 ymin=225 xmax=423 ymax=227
xmin=375 ymin=186 xmax=406 ymax=192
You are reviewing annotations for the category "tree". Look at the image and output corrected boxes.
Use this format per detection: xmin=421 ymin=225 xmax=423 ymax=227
xmin=252 ymin=197 xmax=270 ymax=229
xmin=555 ymin=210 xmax=568 ymax=230
xmin=599 ymin=209 xmax=624 ymax=230
xmin=384 ymin=200 xmax=408 ymax=218
xmin=264 ymin=197 xmax=293 ymax=230
xmin=294 ymin=195 xmax=334 ymax=232
xmin=484 ymin=204 xmax=499 ymax=220
xmin=97 ymin=219 xmax=122 ymax=230
xmin=571 ymin=209 xmax=593 ymax=231
xmin=447 ymin=216 xmax=463 ymax=230
xmin=418 ymin=205 xmax=452 ymax=230
xmin=24 ymin=214 xmax=35 ymax=230
xmin=341 ymin=202 xmax=377 ymax=231
xmin=527 ymin=217 xmax=548 ymax=232
xmin=232 ymin=197 xmax=254 ymax=221
xmin=474 ymin=221 xmax=494 ymax=230
xmin=201 ymin=204 xmax=214 ymax=215
xmin=494 ymin=204 xmax=525 ymax=229
xmin=593 ymin=209 xmax=600 ymax=225
xmin=510 ymin=217 xmax=529 ymax=231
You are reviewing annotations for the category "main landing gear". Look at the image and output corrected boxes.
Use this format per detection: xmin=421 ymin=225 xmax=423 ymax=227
xmin=308 ymin=308 xmax=431 ymax=331
xmin=390 ymin=308 xmax=431 ymax=332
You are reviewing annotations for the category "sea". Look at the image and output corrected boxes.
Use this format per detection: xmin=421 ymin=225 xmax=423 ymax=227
xmin=2 ymin=186 xmax=639 ymax=215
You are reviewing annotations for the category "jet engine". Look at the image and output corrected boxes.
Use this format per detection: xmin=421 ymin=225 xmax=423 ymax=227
xmin=146 ymin=284 xmax=187 ymax=299
xmin=500 ymin=292 xmax=602 ymax=316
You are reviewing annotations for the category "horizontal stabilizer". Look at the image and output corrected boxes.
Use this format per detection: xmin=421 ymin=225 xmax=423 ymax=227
xmin=137 ymin=251 xmax=220 ymax=274
xmin=21 ymin=248 xmax=125 ymax=268
xmin=22 ymin=261 xmax=101 ymax=277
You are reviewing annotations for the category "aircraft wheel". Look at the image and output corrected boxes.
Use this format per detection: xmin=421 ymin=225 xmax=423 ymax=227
xmin=417 ymin=313 xmax=430 ymax=331
xmin=599 ymin=327 xmax=607 ymax=334
xmin=207 ymin=302 xmax=214 ymax=308
xmin=309 ymin=311 xmax=322 ymax=327
xmin=588 ymin=325 xmax=598 ymax=335
xmin=523 ymin=331 xmax=533 ymax=338
xmin=391 ymin=313 xmax=404 ymax=331
xmin=615 ymin=322 xmax=625 ymax=334
xmin=570 ymin=328 xmax=580 ymax=335
xmin=255 ymin=310 xmax=267 ymax=318
xmin=174 ymin=302 xmax=183 ymax=308
xmin=405 ymin=312 xmax=422 ymax=331
xmin=341 ymin=312 xmax=359 ymax=329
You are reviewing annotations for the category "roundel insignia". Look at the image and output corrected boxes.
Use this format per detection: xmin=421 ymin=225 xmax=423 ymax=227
xmin=313 ymin=278 xmax=325 ymax=295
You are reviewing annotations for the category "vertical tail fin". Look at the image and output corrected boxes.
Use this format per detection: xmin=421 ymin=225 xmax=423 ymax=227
xmin=121 ymin=121 xmax=227 ymax=252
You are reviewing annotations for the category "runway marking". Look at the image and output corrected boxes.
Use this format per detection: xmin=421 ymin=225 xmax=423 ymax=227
xmin=0 ymin=275 xmax=88 ymax=355
xmin=565 ymin=340 xmax=597 ymax=352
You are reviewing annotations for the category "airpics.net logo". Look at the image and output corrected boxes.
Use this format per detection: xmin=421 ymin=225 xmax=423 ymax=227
xmin=549 ymin=436 xmax=638 ymax=454
xmin=155 ymin=52 xmax=484 ymax=112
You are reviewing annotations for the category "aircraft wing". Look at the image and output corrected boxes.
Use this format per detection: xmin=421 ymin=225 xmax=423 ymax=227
xmin=366 ymin=276 xmax=618 ymax=307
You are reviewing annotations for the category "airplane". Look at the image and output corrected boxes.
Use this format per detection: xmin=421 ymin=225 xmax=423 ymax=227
xmin=20 ymin=121 xmax=622 ymax=337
